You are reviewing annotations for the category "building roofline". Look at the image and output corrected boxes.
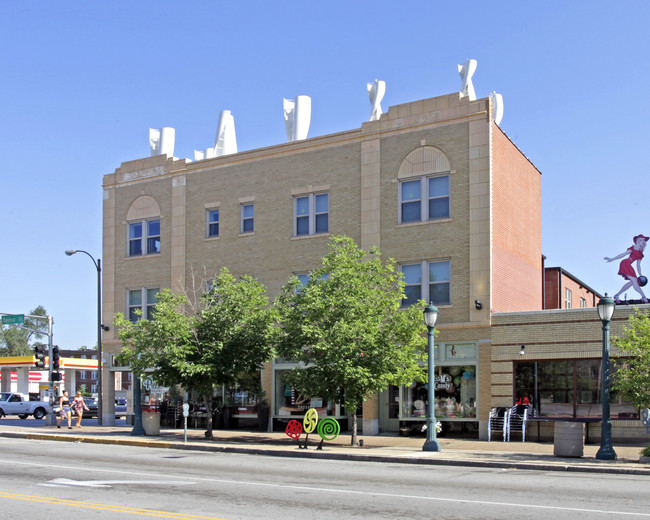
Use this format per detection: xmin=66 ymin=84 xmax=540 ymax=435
xmin=545 ymin=266 xmax=603 ymax=299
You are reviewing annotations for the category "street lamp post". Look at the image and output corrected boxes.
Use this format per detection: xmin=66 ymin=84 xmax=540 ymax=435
xmin=131 ymin=372 xmax=145 ymax=436
xmin=596 ymin=294 xmax=617 ymax=460
xmin=65 ymin=249 xmax=103 ymax=426
xmin=423 ymin=302 xmax=441 ymax=452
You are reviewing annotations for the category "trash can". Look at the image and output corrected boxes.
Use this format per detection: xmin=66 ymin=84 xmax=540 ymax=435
xmin=142 ymin=411 xmax=161 ymax=436
xmin=554 ymin=422 xmax=584 ymax=457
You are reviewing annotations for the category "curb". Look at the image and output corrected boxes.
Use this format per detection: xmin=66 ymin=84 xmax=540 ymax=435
xmin=4 ymin=431 xmax=650 ymax=475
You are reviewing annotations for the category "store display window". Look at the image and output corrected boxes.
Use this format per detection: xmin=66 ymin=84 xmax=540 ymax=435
xmin=514 ymin=359 xmax=636 ymax=418
xmin=399 ymin=364 xmax=477 ymax=420
xmin=274 ymin=369 xmax=343 ymax=417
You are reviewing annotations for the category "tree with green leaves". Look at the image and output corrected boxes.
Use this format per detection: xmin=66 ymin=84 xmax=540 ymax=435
xmin=115 ymin=268 xmax=276 ymax=438
xmin=274 ymin=235 xmax=427 ymax=445
xmin=0 ymin=305 xmax=48 ymax=356
xmin=612 ymin=309 xmax=650 ymax=409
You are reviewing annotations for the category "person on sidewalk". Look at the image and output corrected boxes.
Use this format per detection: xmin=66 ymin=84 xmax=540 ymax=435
xmin=56 ymin=391 xmax=73 ymax=429
xmin=72 ymin=391 xmax=90 ymax=429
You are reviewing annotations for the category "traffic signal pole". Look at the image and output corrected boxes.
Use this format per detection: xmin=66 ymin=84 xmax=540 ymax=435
xmin=2 ymin=312 xmax=56 ymax=425
xmin=46 ymin=315 xmax=56 ymax=426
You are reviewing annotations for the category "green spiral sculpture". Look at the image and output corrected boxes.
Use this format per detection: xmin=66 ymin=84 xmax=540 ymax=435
xmin=317 ymin=417 xmax=340 ymax=441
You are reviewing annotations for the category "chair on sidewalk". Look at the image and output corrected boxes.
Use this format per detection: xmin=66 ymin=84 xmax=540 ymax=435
xmin=507 ymin=404 xmax=533 ymax=442
xmin=488 ymin=407 xmax=510 ymax=442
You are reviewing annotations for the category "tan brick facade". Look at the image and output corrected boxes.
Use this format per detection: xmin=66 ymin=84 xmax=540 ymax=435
xmin=102 ymin=91 xmax=551 ymax=436
xmin=490 ymin=306 xmax=648 ymax=441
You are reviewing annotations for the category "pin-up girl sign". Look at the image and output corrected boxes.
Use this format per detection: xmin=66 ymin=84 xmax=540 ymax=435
xmin=605 ymin=234 xmax=649 ymax=304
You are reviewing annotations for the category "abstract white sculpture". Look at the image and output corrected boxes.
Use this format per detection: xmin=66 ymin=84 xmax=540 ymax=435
xmin=367 ymin=79 xmax=386 ymax=121
xmin=193 ymin=110 xmax=238 ymax=161
xmin=489 ymin=91 xmax=504 ymax=125
xmin=458 ymin=59 xmax=478 ymax=101
xmin=283 ymin=95 xmax=311 ymax=142
xmin=215 ymin=110 xmax=237 ymax=156
xmin=149 ymin=127 xmax=175 ymax=157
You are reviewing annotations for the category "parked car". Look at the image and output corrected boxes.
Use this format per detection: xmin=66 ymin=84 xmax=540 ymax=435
xmin=0 ymin=392 xmax=48 ymax=419
xmin=82 ymin=397 xmax=98 ymax=418
xmin=115 ymin=398 xmax=127 ymax=418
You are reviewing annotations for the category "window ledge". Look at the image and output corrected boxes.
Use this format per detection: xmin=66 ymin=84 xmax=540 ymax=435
xmin=291 ymin=233 xmax=331 ymax=241
xmin=125 ymin=253 xmax=161 ymax=260
xmin=238 ymin=232 xmax=255 ymax=237
xmin=397 ymin=218 xmax=452 ymax=228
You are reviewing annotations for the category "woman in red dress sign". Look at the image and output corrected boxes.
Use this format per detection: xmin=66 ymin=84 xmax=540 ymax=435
xmin=605 ymin=234 xmax=649 ymax=303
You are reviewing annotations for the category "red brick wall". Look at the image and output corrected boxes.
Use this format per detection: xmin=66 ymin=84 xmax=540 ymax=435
xmin=491 ymin=126 xmax=542 ymax=312
xmin=544 ymin=268 xmax=598 ymax=309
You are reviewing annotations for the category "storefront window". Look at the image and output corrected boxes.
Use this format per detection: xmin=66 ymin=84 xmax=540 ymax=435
xmin=514 ymin=360 xmax=637 ymax=418
xmin=400 ymin=364 xmax=477 ymax=420
xmin=226 ymin=384 xmax=258 ymax=414
xmin=274 ymin=369 xmax=342 ymax=417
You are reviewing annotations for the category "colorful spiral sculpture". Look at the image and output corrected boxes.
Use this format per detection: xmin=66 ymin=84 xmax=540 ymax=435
xmin=317 ymin=417 xmax=340 ymax=441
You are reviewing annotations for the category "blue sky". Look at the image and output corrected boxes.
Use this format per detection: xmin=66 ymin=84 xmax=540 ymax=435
xmin=1 ymin=1 xmax=648 ymax=349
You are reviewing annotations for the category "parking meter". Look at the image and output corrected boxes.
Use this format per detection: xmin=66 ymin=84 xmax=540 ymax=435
xmin=182 ymin=403 xmax=190 ymax=442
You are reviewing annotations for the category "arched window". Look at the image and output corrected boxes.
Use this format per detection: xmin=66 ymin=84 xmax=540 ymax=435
xmin=126 ymin=196 xmax=161 ymax=257
xmin=398 ymin=147 xmax=451 ymax=224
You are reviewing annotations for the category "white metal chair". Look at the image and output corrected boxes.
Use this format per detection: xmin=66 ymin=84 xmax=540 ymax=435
xmin=488 ymin=407 xmax=510 ymax=442
xmin=507 ymin=404 xmax=533 ymax=442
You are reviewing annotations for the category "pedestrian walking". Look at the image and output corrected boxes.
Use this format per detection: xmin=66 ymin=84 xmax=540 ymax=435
xmin=72 ymin=391 xmax=90 ymax=428
xmin=56 ymin=390 xmax=72 ymax=429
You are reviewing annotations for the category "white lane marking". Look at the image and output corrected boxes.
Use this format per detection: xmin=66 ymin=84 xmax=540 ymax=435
xmin=40 ymin=478 xmax=195 ymax=488
xmin=2 ymin=458 xmax=648 ymax=517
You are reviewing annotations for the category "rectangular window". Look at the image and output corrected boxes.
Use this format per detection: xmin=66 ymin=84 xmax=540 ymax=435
xmin=400 ymin=261 xmax=451 ymax=307
xmin=129 ymin=222 xmax=143 ymax=256
xmin=565 ymin=288 xmax=572 ymax=309
xmin=207 ymin=209 xmax=219 ymax=238
xmin=128 ymin=288 xmax=160 ymax=322
xmin=147 ymin=220 xmax=160 ymax=254
xmin=399 ymin=175 xmax=450 ymax=223
xmin=580 ymin=297 xmax=587 ymax=308
xmin=514 ymin=360 xmax=636 ymax=418
xmin=294 ymin=193 xmax=329 ymax=236
xmin=241 ymin=204 xmax=254 ymax=234
xmin=128 ymin=219 xmax=160 ymax=257
xmin=402 ymin=264 xmax=422 ymax=307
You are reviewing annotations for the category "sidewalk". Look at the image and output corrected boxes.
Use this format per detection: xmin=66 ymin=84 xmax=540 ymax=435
xmin=1 ymin=422 xmax=648 ymax=475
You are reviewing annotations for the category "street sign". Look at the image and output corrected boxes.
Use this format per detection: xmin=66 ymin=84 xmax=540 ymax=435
xmin=1 ymin=314 xmax=24 ymax=325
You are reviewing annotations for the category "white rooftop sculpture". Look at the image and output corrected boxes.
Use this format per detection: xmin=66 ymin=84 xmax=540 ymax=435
xmin=149 ymin=127 xmax=175 ymax=157
xmin=194 ymin=110 xmax=238 ymax=161
xmin=215 ymin=110 xmax=237 ymax=156
xmin=458 ymin=59 xmax=478 ymax=101
xmin=489 ymin=91 xmax=504 ymax=125
xmin=283 ymin=95 xmax=311 ymax=142
xmin=367 ymin=79 xmax=386 ymax=121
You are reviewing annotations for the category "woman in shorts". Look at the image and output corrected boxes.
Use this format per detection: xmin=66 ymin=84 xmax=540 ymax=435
xmin=56 ymin=390 xmax=72 ymax=429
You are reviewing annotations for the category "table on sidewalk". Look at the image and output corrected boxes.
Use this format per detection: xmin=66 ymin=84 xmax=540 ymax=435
xmin=527 ymin=417 xmax=601 ymax=443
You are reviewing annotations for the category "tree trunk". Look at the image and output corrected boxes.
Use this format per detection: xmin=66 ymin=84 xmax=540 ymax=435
xmin=204 ymin=395 xmax=213 ymax=439
xmin=351 ymin=412 xmax=358 ymax=446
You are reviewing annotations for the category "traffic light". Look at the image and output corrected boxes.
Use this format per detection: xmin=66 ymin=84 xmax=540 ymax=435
xmin=52 ymin=346 xmax=60 ymax=370
xmin=51 ymin=372 xmax=61 ymax=382
xmin=33 ymin=345 xmax=46 ymax=369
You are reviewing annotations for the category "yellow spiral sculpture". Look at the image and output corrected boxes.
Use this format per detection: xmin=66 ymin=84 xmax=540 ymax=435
xmin=303 ymin=408 xmax=319 ymax=433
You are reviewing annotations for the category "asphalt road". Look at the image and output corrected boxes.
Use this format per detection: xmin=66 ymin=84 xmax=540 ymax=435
xmin=0 ymin=437 xmax=648 ymax=520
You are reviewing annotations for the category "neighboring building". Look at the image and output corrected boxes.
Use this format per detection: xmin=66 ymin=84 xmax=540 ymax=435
xmin=59 ymin=349 xmax=98 ymax=394
xmin=101 ymin=88 xmax=644 ymax=441
xmin=543 ymin=266 xmax=601 ymax=310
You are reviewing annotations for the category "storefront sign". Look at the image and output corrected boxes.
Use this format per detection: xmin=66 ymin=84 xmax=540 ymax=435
xmin=435 ymin=374 xmax=452 ymax=390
